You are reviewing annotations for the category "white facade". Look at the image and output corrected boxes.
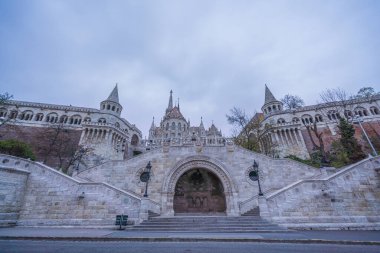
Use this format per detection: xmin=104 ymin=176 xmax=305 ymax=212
xmin=0 ymin=85 xmax=142 ymax=163
xmin=147 ymin=90 xmax=224 ymax=149
xmin=258 ymin=86 xmax=380 ymax=159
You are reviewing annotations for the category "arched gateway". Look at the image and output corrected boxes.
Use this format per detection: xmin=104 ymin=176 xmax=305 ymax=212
xmin=162 ymin=156 xmax=239 ymax=216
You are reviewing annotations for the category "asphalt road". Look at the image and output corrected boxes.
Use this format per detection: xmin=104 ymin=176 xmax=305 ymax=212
xmin=1 ymin=240 xmax=379 ymax=253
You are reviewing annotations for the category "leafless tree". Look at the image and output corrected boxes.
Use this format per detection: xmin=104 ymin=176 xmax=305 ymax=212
xmin=226 ymin=107 xmax=261 ymax=152
xmin=281 ymin=94 xmax=305 ymax=110
xmin=63 ymin=145 xmax=93 ymax=175
xmin=0 ymin=92 xmax=14 ymax=128
xmin=317 ymin=88 xmax=355 ymax=122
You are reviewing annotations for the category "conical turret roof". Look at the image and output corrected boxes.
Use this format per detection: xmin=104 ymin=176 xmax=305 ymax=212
xmin=264 ymin=84 xmax=278 ymax=105
xmin=106 ymin=84 xmax=120 ymax=103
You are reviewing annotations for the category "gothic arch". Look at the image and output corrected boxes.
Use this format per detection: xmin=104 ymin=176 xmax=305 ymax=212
xmin=162 ymin=155 xmax=239 ymax=216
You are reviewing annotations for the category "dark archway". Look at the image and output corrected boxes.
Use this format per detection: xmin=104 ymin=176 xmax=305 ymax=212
xmin=131 ymin=134 xmax=139 ymax=146
xmin=173 ymin=168 xmax=226 ymax=214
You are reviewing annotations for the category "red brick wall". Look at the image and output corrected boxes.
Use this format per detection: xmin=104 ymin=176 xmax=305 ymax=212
xmin=301 ymin=126 xmax=338 ymax=154
xmin=0 ymin=124 xmax=82 ymax=169
xmin=357 ymin=121 xmax=380 ymax=154
xmin=301 ymin=120 xmax=380 ymax=156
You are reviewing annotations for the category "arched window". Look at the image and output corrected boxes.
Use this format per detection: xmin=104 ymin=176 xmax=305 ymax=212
xmin=46 ymin=112 xmax=58 ymax=123
xmin=327 ymin=110 xmax=338 ymax=121
xmin=35 ymin=113 xmax=44 ymax=121
xmin=166 ymin=123 xmax=169 ymax=130
xmin=112 ymin=106 xmax=115 ymax=111
xmin=107 ymin=104 xmax=110 ymax=110
xmin=59 ymin=115 xmax=68 ymax=123
xmin=301 ymin=114 xmax=313 ymax=125
xmin=0 ymin=108 xmax=7 ymax=118
xmin=277 ymin=118 xmax=285 ymax=124
xmin=292 ymin=117 xmax=299 ymax=123
xmin=344 ymin=110 xmax=353 ymax=119
xmin=171 ymin=122 xmax=175 ymax=130
xmin=354 ymin=107 xmax=369 ymax=117
xmin=84 ymin=117 xmax=91 ymax=122
xmin=9 ymin=110 xmax=18 ymax=119
xmin=98 ymin=118 xmax=106 ymax=123
xmin=70 ymin=115 xmax=82 ymax=125
xmin=21 ymin=110 xmax=33 ymax=121
xmin=370 ymin=106 xmax=379 ymax=115
xmin=115 ymin=122 xmax=120 ymax=128
xmin=178 ymin=123 xmax=181 ymax=131
xmin=315 ymin=114 xmax=323 ymax=123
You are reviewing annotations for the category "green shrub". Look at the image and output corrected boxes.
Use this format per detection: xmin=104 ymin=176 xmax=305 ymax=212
xmin=0 ymin=139 xmax=36 ymax=160
xmin=330 ymin=141 xmax=350 ymax=168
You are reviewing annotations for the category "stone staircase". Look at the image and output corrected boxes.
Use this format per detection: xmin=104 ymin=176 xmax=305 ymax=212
xmin=130 ymin=215 xmax=287 ymax=232
xmin=241 ymin=206 xmax=260 ymax=216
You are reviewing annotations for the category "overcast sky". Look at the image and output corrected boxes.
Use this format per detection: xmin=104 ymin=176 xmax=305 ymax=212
xmin=1 ymin=0 xmax=379 ymax=137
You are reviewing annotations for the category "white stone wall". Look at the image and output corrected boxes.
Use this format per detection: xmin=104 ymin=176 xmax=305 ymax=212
xmin=259 ymin=95 xmax=380 ymax=159
xmin=1 ymin=100 xmax=143 ymax=166
xmin=0 ymin=155 xmax=143 ymax=226
xmin=0 ymin=166 xmax=29 ymax=226
xmin=76 ymin=144 xmax=320 ymax=216
xmin=265 ymin=157 xmax=380 ymax=229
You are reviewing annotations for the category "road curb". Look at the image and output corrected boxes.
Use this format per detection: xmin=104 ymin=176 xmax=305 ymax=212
xmin=0 ymin=236 xmax=379 ymax=245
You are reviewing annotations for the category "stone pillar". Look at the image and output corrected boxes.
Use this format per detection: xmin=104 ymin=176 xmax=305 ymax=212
xmin=139 ymin=197 xmax=150 ymax=223
xmin=258 ymin=196 xmax=271 ymax=221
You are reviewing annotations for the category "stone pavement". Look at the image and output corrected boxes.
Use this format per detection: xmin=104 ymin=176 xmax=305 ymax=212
xmin=0 ymin=227 xmax=379 ymax=245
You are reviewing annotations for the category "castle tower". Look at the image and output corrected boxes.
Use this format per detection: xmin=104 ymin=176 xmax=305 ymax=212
xmin=100 ymin=84 xmax=123 ymax=116
xmin=261 ymin=84 xmax=283 ymax=117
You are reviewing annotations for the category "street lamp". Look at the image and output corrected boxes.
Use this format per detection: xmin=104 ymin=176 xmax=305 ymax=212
xmin=353 ymin=115 xmax=378 ymax=156
xmin=140 ymin=161 xmax=152 ymax=197
xmin=249 ymin=160 xmax=263 ymax=196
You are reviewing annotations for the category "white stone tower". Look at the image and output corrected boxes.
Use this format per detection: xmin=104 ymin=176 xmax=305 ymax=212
xmin=100 ymin=84 xmax=123 ymax=116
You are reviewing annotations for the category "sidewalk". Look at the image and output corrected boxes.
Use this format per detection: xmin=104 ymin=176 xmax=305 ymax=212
xmin=0 ymin=227 xmax=380 ymax=245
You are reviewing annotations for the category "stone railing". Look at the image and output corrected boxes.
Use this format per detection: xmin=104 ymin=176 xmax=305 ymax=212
xmin=82 ymin=121 xmax=128 ymax=137
xmin=146 ymin=199 xmax=161 ymax=215
xmin=0 ymin=154 xmax=163 ymax=225
xmin=265 ymin=156 xmax=380 ymax=218
xmin=142 ymin=137 xmax=234 ymax=150
xmin=238 ymin=188 xmax=281 ymax=214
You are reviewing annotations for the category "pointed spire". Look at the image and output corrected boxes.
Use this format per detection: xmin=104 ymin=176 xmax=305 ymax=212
xmin=264 ymin=84 xmax=278 ymax=105
xmin=166 ymin=90 xmax=173 ymax=113
xmin=177 ymin=98 xmax=180 ymax=111
xmin=150 ymin=116 xmax=155 ymax=130
xmin=200 ymin=116 xmax=204 ymax=129
xmin=106 ymin=83 xmax=120 ymax=103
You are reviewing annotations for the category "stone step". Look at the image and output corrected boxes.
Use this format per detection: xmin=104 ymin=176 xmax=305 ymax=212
xmin=140 ymin=222 xmax=272 ymax=226
xmin=149 ymin=216 xmax=265 ymax=221
xmin=142 ymin=220 xmax=271 ymax=224
xmin=242 ymin=206 xmax=260 ymax=216
xmin=137 ymin=222 xmax=279 ymax=226
xmin=131 ymin=216 xmax=286 ymax=232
